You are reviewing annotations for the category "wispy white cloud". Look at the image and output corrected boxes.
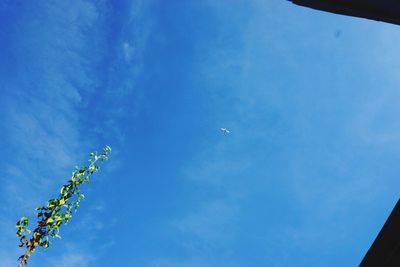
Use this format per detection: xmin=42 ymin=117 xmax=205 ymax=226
xmin=123 ymin=42 xmax=134 ymax=63
xmin=0 ymin=1 xmax=109 ymax=265
xmin=1 ymin=0 xmax=102 ymax=207
xmin=0 ymin=0 xmax=153 ymax=265
xmin=0 ymin=251 xmax=19 ymax=267
xmin=173 ymin=200 xmax=240 ymax=243
xmin=45 ymin=248 xmax=95 ymax=267
xmin=82 ymin=1 xmax=154 ymax=151
xmin=149 ymin=257 xmax=238 ymax=267
xmin=0 ymin=0 xmax=157 ymax=263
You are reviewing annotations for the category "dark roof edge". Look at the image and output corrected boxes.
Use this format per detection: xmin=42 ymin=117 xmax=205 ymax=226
xmin=288 ymin=0 xmax=400 ymax=26
xmin=360 ymin=199 xmax=400 ymax=266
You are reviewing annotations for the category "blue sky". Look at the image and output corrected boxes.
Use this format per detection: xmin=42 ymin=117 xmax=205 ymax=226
xmin=1 ymin=1 xmax=400 ymax=266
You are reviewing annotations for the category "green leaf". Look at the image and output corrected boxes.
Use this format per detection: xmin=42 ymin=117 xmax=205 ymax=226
xmin=15 ymin=146 xmax=111 ymax=266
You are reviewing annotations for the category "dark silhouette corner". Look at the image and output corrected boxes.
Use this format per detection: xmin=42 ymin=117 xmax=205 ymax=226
xmin=288 ymin=0 xmax=400 ymax=26
xmin=359 ymin=199 xmax=400 ymax=267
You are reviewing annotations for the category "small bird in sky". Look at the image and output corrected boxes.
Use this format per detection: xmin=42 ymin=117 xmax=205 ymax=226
xmin=221 ymin=128 xmax=230 ymax=134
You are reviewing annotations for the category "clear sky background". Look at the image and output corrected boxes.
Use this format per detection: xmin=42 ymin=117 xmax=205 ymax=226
xmin=1 ymin=1 xmax=400 ymax=266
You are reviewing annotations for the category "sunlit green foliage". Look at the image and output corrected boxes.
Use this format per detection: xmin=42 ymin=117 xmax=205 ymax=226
xmin=16 ymin=146 xmax=111 ymax=267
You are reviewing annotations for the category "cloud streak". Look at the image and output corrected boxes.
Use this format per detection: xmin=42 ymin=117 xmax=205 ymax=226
xmin=0 ymin=1 xmax=113 ymax=265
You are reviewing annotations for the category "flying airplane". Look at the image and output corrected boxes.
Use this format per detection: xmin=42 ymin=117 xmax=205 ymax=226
xmin=221 ymin=128 xmax=230 ymax=134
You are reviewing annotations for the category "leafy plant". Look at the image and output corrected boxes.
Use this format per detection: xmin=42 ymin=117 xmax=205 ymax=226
xmin=16 ymin=146 xmax=111 ymax=267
